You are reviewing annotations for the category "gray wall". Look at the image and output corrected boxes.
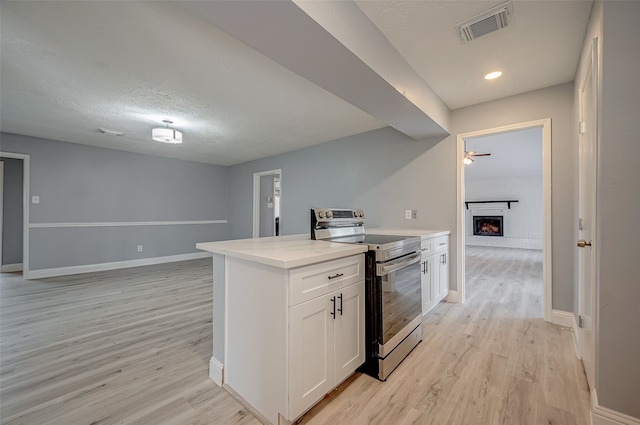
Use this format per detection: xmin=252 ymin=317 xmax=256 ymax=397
xmin=588 ymin=1 xmax=640 ymax=417
xmin=0 ymin=132 xmax=229 ymax=271
xmin=452 ymin=83 xmax=575 ymax=311
xmin=228 ymin=83 xmax=574 ymax=311
xmin=1 ymin=157 xmax=23 ymax=265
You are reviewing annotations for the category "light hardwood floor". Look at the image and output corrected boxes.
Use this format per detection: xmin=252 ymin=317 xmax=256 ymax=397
xmin=0 ymin=248 xmax=590 ymax=425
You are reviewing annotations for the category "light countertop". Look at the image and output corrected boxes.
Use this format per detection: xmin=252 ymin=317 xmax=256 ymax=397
xmin=368 ymin=227 xmax=450 ymax=238
xmin=196 ymin=234 xmax=367 ymax=269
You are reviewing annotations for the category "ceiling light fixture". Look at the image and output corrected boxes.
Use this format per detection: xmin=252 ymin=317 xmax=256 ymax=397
xmin=152 ymin=120 xmax=182 ymax=144
xmin=99 ymin=128 xmax=124 ymax=136
xmin=484 ymin=71 xmax=503 ymax=80
xmin=464 ymin=154 xmax=474 ymax=165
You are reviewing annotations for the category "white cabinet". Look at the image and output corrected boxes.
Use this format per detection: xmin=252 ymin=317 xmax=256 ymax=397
xmin=289 ymin=281 xmax=365 ymax=419
xmin=223 ymin=253 xmax=365 ymax=425
xmin=432 ymin=236 xmax=449 ymax=304
xmin=421 ymin=234 xmax=449 ymax=316
xmin=420 ymin=249 xmax=434 ymax=315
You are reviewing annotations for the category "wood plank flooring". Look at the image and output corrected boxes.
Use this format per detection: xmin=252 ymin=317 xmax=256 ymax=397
xmin=0 ymin=259 xmax=259 ymax=425
xmin=0 ymin=247 xmax=591 ymax=425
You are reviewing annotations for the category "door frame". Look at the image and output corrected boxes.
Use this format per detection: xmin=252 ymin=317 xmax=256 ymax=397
xmin=0 ymin=152 xmax=31 ymax=279
xmin=456 ymin=119 xmax=552 ymax=322
xmin=252 ymin=169 xmax=282 ymax=238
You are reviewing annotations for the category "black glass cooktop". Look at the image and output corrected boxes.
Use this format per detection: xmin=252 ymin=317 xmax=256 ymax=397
xmin=330 ymin=233 xmax=418 ymax=247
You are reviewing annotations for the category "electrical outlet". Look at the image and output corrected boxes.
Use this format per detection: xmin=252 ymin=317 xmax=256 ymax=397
xmin=32 ymin=195 xmax=40 ymax=204
xmin=412 ymin=210 xmax=418 ymax=219
xmin=137 ymin=245 xmax=143 ymax=252
xmin=405 ymin=210 xmax=412 ymax=220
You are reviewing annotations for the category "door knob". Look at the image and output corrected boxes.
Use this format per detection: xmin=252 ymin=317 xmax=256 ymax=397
xmin=577 ymin=240 xmax=592 ymax=248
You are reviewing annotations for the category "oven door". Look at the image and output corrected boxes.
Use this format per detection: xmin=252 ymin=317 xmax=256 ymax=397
xmin=377 ymin=251 xmax=423 ymax=357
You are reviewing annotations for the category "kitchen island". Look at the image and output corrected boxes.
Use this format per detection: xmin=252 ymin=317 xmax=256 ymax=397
xmin=197 ymin=235 xmax=368 ymax=425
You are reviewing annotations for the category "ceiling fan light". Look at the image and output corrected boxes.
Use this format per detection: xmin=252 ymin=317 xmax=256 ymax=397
xmin=152 ymin=127 xmax=182 ymax=144
xmin=464 ymin=156 xmax=474 ymax=165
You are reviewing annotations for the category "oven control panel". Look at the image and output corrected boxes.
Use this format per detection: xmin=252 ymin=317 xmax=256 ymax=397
xmin=312 ymin=208 xmax=365 ymax=221
xmin=311 ymin=208 xmax=366 ymax=240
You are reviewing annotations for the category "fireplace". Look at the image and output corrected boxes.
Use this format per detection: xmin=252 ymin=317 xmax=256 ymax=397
xmin=473 ymin=216 xmax=504 ymax=237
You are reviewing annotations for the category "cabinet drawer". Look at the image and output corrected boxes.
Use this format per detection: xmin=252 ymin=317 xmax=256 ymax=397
xmin=290 ymin=255 xmax=364 ymax=306
xmin=433 ymin=236 xmax=449 ymax=253
xmin=420 ymin=238 xmax=433 ymax=255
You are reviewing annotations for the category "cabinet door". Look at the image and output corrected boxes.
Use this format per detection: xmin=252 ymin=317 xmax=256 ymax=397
xmin=432 ymin=253 xmax=442 ymax=302
xmin=289 ymin=295 xmax=335 ymax=419
xmin=439 ymin=251 xmax=449 ymax=301
xmin=421 ymin=256 xmax=434 ymax=315
xmin=334 ymin=281 xmax=365 ymax=384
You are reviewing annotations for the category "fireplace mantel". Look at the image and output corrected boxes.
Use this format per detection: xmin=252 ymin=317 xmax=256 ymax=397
xmin=465 ymin=200 xmax=519 ymax=210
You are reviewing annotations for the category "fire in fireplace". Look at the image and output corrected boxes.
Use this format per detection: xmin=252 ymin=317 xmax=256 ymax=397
xmin=473 ymin=216 xmax=504 ymax=237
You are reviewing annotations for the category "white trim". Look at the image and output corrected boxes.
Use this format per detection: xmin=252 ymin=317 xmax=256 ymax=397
xmin=550 ymin=309 xmax=574 ymax=328
xmin=28 ymin=251 xmax=212 ymax=279
xmin=29 ymin=220 xmax=227 ymax=228
xmin=571 ymin=312 xmax=580 ymax=359
xmin=0 ymin=152 xmax=30 ymax=279
xmin=592 ymin=390 xmax=640 ymax=425
xmin=447 ymin=290 xmax=459 ymax=303
xmin=252 ymin=169 xmax=282 ymax=238
xmin=209 ymin=356 xmax=224 ymax=387
xmin=1 ymin=263 xmax=23 ymax=272
xmin=456 ymin=119 xmax=552 ymax=324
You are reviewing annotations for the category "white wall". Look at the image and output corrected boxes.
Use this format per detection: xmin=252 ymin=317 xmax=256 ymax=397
xmin=466 ymin=175 xmax=543 ymax=249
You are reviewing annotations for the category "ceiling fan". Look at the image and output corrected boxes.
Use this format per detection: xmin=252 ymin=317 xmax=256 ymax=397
xmin=464 ymin=150 xmax=491 ymax=164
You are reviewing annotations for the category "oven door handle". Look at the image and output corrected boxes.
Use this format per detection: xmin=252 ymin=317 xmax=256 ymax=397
xmin=377 ymin=252 xmax=421 ymax=276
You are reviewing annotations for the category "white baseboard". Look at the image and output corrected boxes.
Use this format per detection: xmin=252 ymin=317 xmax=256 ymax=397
xmin=209 ymin=356 xmax=224 ymax=387
xmin=28 ymin=252 xmax=212 ymax=279
xmin=550 ymin=309 xmax=574 ymax=328
xmin=592 ymin=389 xmax=640 ymax=425
xmin=1 ymin=263 xmax=23 ymax=272
xmin=447 ymin=290 xmax=459 ymax=303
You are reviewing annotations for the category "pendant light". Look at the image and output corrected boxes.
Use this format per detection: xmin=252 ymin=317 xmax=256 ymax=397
xmin=152 ymin=120 xmax=182 ymax=144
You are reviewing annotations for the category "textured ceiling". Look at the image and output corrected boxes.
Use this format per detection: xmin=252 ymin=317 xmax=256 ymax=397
xmin=355 ymin=0 xmax=593 ymax=109
xmin=0 ymin=1 xmax=592 ymax=165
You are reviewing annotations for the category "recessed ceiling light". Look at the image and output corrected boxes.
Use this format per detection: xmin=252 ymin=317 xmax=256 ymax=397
xmin=484 ymin=71 xmax=503 ymax=80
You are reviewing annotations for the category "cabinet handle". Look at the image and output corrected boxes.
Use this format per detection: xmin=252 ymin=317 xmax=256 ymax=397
xmin=443 ymin=253 xmax=447 ymax=265
xmin=330 ymin=296 xmax=336 ymax=319
xmin=338 ymin=294 xmax=343 ymax=316
xmin=426 ymin=260 xmax=428 ymax=273
xmin=328 ymin=273 xmax=344 ymax=280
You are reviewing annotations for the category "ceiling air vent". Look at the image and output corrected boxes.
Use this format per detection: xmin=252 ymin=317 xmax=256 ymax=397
xmin=455 ymin=0 xmax=514 ymax=43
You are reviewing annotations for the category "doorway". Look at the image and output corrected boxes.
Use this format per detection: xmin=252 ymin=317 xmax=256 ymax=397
xmin=456 ymin=119 xmax=552 ymax=322
xmin=252 ymin=169 xmax=282 ymax=238
xmin=0 ymin=152 xmax=30 ymax=278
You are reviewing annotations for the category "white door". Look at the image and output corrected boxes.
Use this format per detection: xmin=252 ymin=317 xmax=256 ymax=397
xmin=578 ymin=40 xmax=598 ymax=390
xmin=0 ymin=161 xmax=4 ymax=270
xmin=289 ymin=294 xmax=334 ymax=419
xmin=334 ymin=282 xmax=365 ymax=384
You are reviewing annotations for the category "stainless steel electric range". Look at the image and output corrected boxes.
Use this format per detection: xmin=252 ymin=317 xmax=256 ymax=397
xmin=311 ymin=208 xmax=422 ymax=380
